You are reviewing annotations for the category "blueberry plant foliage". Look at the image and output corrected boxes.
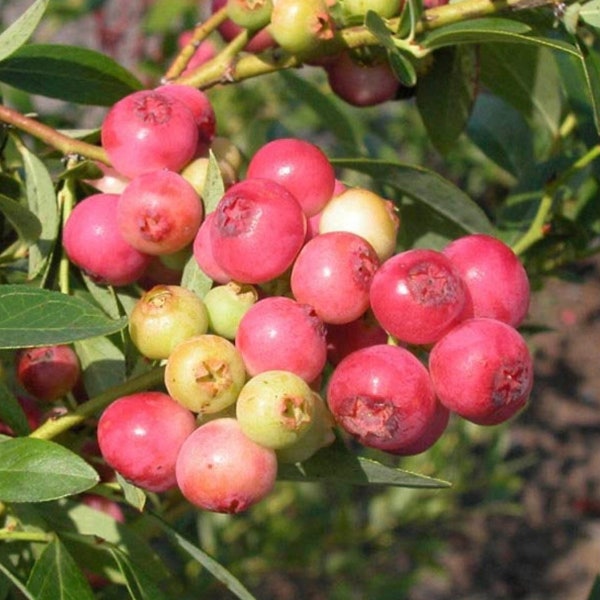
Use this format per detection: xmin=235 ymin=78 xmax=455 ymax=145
xmin=0 ymin=0 xmax=599 ymax=598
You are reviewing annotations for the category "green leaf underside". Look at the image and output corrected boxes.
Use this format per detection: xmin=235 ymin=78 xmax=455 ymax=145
xmin=421 ymin=18 xmax=580 ymax=57
xmin=0 ymin=44 xmax=143 ymax=106
xmin=0 ymin=194 xmax=42 ymax=246
xmin=27 ymin=538 xmax=95 ymax=600
xmin=149 ymin=514 xmax=258 ymax=600
xmin=0 ymin=438 xmax=99 ymax=502
xmin=0 ymin=285 xmax=127 ymax=349
xmin=332 ymin=158 xmax=494 ymax=235
xmin=0 ymin=0 xmax=49 ymax=63
xmin=278 ymin=444 xmax=451 ymax=488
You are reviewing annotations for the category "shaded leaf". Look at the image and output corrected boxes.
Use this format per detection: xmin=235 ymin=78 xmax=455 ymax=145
xmin=467 ymin=93 xmax=535 ymax=178
xmin=0 ymin=44 xmax=142 ymax=106
xmin=416 ymin=45 xmax=478 ymax=154
xmin=0 ymin=561 xmax=36 ymax=600
xmin=0 ymin=437 xmax=99 ymax=502
xmin=108 ymin=547 xmax=167 ymax=600
xmin=278 ymin=442 xmax=451 ymax=488
xmin=0 ymin=381 xmax=31 ymax=437
xmin=480 ymin=44 xmax=563 ymax=145
xmin=279 ymin=70 xmax=365 ymax=153
xmin=27 ymin=538 xmax=95 ymax=600
xmin=0 ymin=0 xmax=49 ymax=62
xmin=0 ymin=194 xmax=42 ymax=246
xmin=74 ymin=335 xmax=125 ymax=398
xmin=0 ymin=285 xmax=127 ymax=349
xmin=574 ymin=35 xmax=600 ymax=133
xmin=149 ymin=513 xmax=258 ymax=600
xmin=332 ymin=158 xmax=494 ymax=235
xmin=15 ymin=139 xmax=58 ymax=281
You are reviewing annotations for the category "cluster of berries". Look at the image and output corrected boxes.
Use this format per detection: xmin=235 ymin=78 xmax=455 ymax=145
xmin=14 ymin=83 xmax=533 ymax=515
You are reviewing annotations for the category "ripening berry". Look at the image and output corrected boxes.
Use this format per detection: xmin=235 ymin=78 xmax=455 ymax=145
xmin=370 ymin=248 xmax=470 ymax=345
xmin=117 ymin=170 xmax=203 ymax=256
xmin=176 ymin=418 xmax=278 ymax=513
xmin=209 ymin=178 xmax=306 ymax=284
xmin=246 ymin=138 xmax=336 ymax=217
xmin=442 ymin=233 xmax=530 ymax=327
xmin=97 ymin=391 xmax=197 ymax=492
xmin=101 ymin=90 xmax=198 ymax=179
xmin=428 ymin=317 xmax=534 ymax=426
xmin=327 ymin=344 xmax=439 ymax=453
xmin=63 ymin=193 xmax=152 ymax=286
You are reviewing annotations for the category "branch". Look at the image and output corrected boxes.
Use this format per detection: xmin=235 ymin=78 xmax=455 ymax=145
xmin=0 ymin=104 xmax=109 ymax=164
xmin=29 ymin=365 xmax=166 ymax=441
xmin=173 ymin=0 xmax=559 ymax=89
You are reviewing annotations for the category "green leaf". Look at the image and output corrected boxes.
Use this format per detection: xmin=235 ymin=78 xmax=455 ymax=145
xmin=365 ymin=10 xmax=416 ymax=86
xmin=278 ymin=441 xmax=451 ymax=488
xmin=0 ymin=437 xmax=99 ymax=502
xmin=107 ymin=547 xmax=168 ymax=600
xmin=115 ymin=472 xmax=147 ymax=512
xmin=332 ymin=158 xmax=494 ymax=235
xmin=0 ymin=44 xmax=143 ymax=106
xmin=0 ymin=381 xmax=31 ymax=437
xmin=0 ymin=0 xmax=49 ymax=62
xmin=0 ymin=561 xmax=36 ymax=600
xmin=0 ymin=285 xmax=127 ymax=349
xmin=14 ymin=139 xmax=59 ymax=282
xmin=580 ymin=0 xmax=600 ymax=28
xmin=0 ymin=194 xmax=42 ymax=246
xmin=573 ymin=35 xmax=600 ymax=133
xmin=416 ymin=45 xmax=478 ymax=154
xmin=202 ymin=151 xmax=226 ymax=215
xmin=480 ymin=44 xmax=563 ymax=145
xmin=587 ymin=575 xmax=600 ymax=600
xmin=421 ymin=17 xmax=580 ymax=56
xmin=181 ymin=255 xmax=214 ymax=299
xmin=148 ymin=513 xmax=258 ymax=600
xmin=74 ymin=335 xmax=125 ymax=398
xmin=278 ymin=70 xmax=366 ymax=153
xmin=467 ymin=93 xmax=535 ymax=178
xmin=27 ymin=538 xmax=95 ymax=600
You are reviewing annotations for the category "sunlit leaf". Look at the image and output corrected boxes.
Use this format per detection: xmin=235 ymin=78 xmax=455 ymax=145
xmin=0 ymin=44 xmax=143 ymax=106
xmin=0 ymin=438 xmax=99 ymax=502
xmin=0 ymin=0 xmax=49 ymax=62
xmin=580 ymin=0 xmax=600 ymax=28
xmin=0 ymin=285 xmax=127 ymax=349
xmin=74 ymin=335 xmax=125 ymax=398
xmin=27 ymin=538 xmax=95 ymax=600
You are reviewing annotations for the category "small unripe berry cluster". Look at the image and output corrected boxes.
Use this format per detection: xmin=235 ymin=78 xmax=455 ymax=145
xmin=203 ymin=0 xmax=452 ymax=107
xmin=80 ymin=120 xmax=534 ymax=515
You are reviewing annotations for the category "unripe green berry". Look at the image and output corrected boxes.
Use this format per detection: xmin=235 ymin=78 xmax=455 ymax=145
xmin=227 ymin=0 xmax=273 ymax=30
xmin=276 ymin=392 xmax=335 ymax=463
xmin=236 ymin=370 xmax=316 ymax=449
xmin=204 ymin=282 xmax=259 ymax=339
xmin=129 ymin=285 xmax=209 ymax=360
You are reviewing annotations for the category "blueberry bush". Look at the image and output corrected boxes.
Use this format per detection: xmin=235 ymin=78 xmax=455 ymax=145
xmin=0 ymin=0 xmax=599 ymax=598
